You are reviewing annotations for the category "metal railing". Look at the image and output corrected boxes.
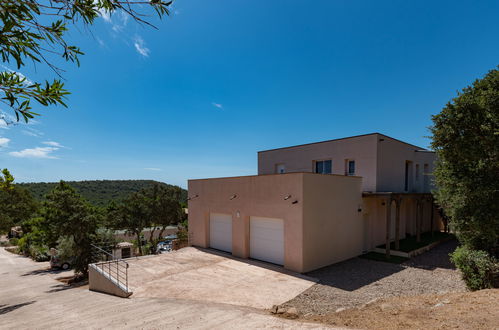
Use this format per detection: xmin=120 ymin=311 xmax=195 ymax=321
xmin=90 ymin=244 xmax=129 ymax=293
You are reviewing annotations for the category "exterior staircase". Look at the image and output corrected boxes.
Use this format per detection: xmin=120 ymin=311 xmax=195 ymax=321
xmin=88 ymin=245 xmax=132 ymax=298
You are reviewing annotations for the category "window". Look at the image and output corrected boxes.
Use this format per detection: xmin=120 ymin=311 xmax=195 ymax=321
xmin=315 ymin=160 xmax=332 ymax=174
xmin=346 ymin=160 xmax=355 ymax=176
xmin=275 ymin=164 xmax=286 ymax=174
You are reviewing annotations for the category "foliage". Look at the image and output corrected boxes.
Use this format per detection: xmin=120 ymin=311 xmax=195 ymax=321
xmin=431 ymin=68 xmax=499 ymax=254
xmin=0 ymin=169 xmax=39 ymax=234
xmin=450 ymin=246 xmax=498 ymax=291
xmin=107 ymin=184 xmax=183 ymax=254
xmin=56 ymin=236 xmax=76 ymax=261
xmin=19 ymin=180 xmax=187 ymax=207
xmin=0 ymin=0 xmax=172 ymax=123
xmin=143 ymin=184 xmax=183 ymax=244
xmin=41 ymin=181 xmax=100 ymax=275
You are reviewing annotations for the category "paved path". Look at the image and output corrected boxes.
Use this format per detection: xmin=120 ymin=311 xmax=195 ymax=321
xmin=0 ymin=248 xmax=331 ymax=329
xmin=127 ymin=247 xmax=316 ymax=309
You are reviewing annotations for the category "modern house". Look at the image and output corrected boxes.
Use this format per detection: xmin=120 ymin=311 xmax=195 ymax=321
xmin=188 ymin=133 xmax=442 ymax=273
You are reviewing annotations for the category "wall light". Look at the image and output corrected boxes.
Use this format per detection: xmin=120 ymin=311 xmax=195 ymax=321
xmin=229 ymin=194 xmax=237 ymax=200
xmin=292 ymin=200 xmax=299 ymax=204
xmin=187 ymin=194 xmax=199 ymax=201
xmin=284 ymin=194 xmax=292 ymax=200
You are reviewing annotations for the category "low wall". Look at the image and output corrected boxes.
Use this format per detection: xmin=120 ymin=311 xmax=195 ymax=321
xmin=89 ymin=265 xmax=132 ymax=298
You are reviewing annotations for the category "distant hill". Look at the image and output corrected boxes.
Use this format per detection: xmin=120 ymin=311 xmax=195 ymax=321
xmin=18 ymin=180 xmax=187 ymax=207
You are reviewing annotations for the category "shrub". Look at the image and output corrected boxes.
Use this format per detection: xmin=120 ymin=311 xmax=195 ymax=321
xmin=29 ymin=245 xmax=50 ymax=262
xmin=9 ymin=237 xmax=19 ymax=246
xmin=451 ymin=246 xmax=497 ymax=290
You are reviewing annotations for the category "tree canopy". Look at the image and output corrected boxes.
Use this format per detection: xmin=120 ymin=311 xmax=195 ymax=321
xmin=41 ymin=181 xmax=101 ymax=274
xmin=431 ymin=67 xmax=499 ymax=254
xmin=0 ymin=0 xmax=172 ymax=123
xmin=19 ymin=179 xmax=187 ymax=207
xmin=0 ymin=169 xmax=38 ymax=233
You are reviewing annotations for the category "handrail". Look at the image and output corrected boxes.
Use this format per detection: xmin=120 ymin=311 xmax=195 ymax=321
xmin=90 ymin=244 xmax=129 ymax=293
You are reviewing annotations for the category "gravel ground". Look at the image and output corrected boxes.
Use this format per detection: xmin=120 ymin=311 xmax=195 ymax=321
xmin=280 ymin=240 xmax=467 ymax=316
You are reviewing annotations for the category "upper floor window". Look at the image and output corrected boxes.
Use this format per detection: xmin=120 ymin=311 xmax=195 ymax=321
xmin=346 ymin=160 xmax=355 ymax=176
xmin=275 ymin=163 xmax=286 ymax=174
xmin=315 ymin=160 xmax=332 ymax=174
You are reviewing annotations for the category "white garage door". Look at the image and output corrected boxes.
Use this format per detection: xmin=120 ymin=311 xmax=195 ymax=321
xmin=210 ymin=213 xmax=232 ymax=253
xmin=250 ymin=216 xmax=284 ymax=265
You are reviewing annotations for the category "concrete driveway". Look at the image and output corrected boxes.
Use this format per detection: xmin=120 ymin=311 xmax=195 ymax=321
xmin=0 ymin=247 xmax=329 ymax=329
xmin=127 ymin=247 xmax=316 ymax=309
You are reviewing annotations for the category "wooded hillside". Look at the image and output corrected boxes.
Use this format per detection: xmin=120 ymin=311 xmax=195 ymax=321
xmin=18 ymin=180 xmax=187 ymax=207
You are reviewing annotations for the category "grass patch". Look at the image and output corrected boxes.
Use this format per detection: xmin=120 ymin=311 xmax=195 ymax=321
xmin=360 ymin=252 xmax=409 ymax=264
xmin=377 ymin=231 xmax=454 ymax=253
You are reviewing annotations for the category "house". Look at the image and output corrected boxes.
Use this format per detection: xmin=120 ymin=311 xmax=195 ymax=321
xmin=188 ymin=133 xmax=442 ymax=273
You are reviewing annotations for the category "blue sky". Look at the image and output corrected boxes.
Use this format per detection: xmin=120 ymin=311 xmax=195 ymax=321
xmin=1 ymin=0 xmax=498 ymax=188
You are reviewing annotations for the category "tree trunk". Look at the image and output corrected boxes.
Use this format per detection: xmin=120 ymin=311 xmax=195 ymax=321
xmin=158 ymin=225 xmax=167 ymax=242
xmin=149 ymin=226 xmax=156 ymax=245
xmin=136 ymin=231 xmax=142 ymax=255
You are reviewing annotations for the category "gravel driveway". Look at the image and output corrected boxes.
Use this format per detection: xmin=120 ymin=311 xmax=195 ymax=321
xmin=279 ymin=240 xmax=467 ymax=316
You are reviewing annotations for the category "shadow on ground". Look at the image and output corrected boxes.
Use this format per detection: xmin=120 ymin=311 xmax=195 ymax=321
xmin=302 ymin=239 xmax=459 ymax=291
xmin=0 ymin=301 xmax=36 ymax=315
xmin=194 ymin=247 xmax=316 ymax=282
xmin=404 ymin=240 xmax=458 ymax=270
xmin=21 ymin=267 xmax=67 ymax=277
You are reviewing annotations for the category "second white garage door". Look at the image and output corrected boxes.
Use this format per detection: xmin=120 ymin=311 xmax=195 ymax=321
xmin=250 ymin=216 xmax=284 ymax=265
xmin=210 ymin=213 xmax=232 ymax=253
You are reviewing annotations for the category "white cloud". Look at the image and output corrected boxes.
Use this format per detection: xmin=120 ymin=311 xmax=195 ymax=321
xmin=42 ymin=141 xmax=63 ymax=148
xmin=1 ymin=65 xmax=33 ymax=85
xmin=211 ymin=102 xmax=223 ymax=109
xmin=144 ymin=167 xmax=161 ymax=171
xmin=134 ymin=36 xmax=150 ymax=57
xmin=22 ymin=127 xmax=44 ymax=137
xmin=98 ymin=7 xmax=112 ymax=22
xmin=0 ymin=137 xmax=10 ymax=147
xmin=96 ymin=37 xmax=106 ymax=48
xmin=9 ymin=147 xmax=58 ymax=159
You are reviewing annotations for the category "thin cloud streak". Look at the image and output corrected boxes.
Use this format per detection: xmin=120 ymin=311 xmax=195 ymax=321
xmin=9 ymin=147 xmax=59 ymax=159
xmin=0 ymin=137 xmax=10 ymax=147
xmin=134 ymin=36 xmax=150 ymax=57
xmin=144 ymin=167 xmax=162 ymax=171
xmin=211 ymin=102 xmax=223 ymax=109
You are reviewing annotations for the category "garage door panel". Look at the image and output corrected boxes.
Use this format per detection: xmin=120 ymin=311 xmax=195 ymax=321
xmin=210 ymin=213 xmax=232 ymax=253
xmin=250 ymin=216 xmax=284 ymax=265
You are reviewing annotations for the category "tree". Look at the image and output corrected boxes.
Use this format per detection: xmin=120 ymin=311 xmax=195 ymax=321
xmin=143 ymin=184 xmax=183 ymax=244
xmin=0 ymin=169 xmax=38 ymax=233
xmin=0 ymin=0 xmax=172 ymax=123
xmin=41 ymin=181 xmax=100 ymax=275
xmin=431 ymin=68 xmax=499 ymax=254
xmin=107 ymin=190 xmax=150 ymax=255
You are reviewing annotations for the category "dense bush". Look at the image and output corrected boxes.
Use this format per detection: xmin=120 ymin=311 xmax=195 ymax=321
xmin=450 ymin=246 xmax=497 ymax=291
xmin=431 ymin=68 xmax=499 ymax=253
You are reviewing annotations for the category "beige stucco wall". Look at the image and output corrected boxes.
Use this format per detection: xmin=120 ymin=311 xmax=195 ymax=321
xmin=188 ymin=173 xmax=305 ymax=272
xmin=257 ymin=133 xmax=436 ymax=194
xmin=89 ymin=266 xmax=131 ymax=298
xmin=258 ymin=134 xmax=378 ymax=191
xmin=376 ymin=136 xmax=436 ymax=193
xmin=362 ymin=197 xmax=443 ymax=250
xmin=301 ymin=174 xmax=364 ymax=272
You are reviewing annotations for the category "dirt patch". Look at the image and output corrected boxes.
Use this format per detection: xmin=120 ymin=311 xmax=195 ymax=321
xmin=300 ymin=289 xmax=499 ymax=330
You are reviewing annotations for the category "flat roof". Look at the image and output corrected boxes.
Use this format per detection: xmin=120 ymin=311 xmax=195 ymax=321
xmin=258 ymin=132 xmax=430 ymax=153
